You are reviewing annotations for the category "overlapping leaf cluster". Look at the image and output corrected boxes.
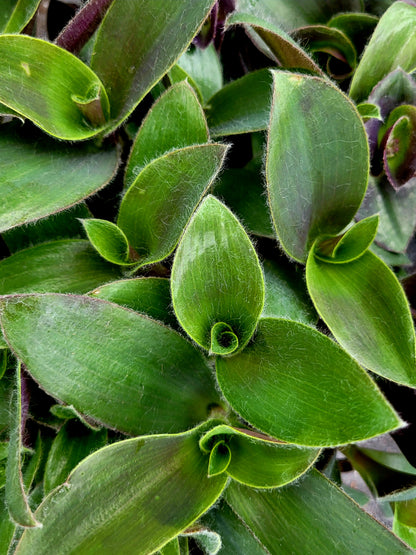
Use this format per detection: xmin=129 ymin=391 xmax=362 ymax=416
xmin=1 ymin=0 xmax=416 ymax=553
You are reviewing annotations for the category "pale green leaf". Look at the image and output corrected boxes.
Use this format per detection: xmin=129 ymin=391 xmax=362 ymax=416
xmin=0 ymin=35 xmax=109 ymax=140
xmin=177 ymin=44 xmax=223 ymax=105
xmin=0 ymin=294 xmax=221 ymax=435
xmin=226 ymin=469 xmax=412 ymax=553
xmin=350 ymin=1 xmax=416 ymax=102
xmin=216 ymin=318 xmax=402 ymax=447
xmin=118 ymin=145 xmax=227 ymax=268
xmin=0 ymin=125 xmax=119 ymax=233
xmin=91 ymin=0 xmax=217 ymax=131
xmin=306 ymin=250 xmax=416 ymax=386
xmin=0 ymin=240 xmax=121 ymax=295
xmin=16 ymin=424 xmax=228 ymax=554
xmin=266 ymin=70 xmax=369 ymax=262
xmin=171 ymin=195 xmax=265 ymax=355
xmin=125 ymin=81 xmax=208 ymax=188
xmin=357 ymin=102 xmax=382 ymax=122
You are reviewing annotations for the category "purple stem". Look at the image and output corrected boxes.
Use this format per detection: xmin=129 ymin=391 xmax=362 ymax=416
xmin=55 ymin=0 xmax=114 ymax=55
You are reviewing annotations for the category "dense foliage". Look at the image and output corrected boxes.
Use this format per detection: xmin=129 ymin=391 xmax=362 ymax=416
xmin=1 ymin=0 xmax=416 ymax=552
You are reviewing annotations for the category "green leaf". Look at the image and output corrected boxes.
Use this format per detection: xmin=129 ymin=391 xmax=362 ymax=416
xmin=0 ymin=294 xmax=221 ymax=436
xmin=171 ymin=195 xmax=265 ymax=355
xmin=44 ymin=421 xmax=107 ymax=495
xmin=315 ymin=214 xmax=379 ymax=264
xmin=350 ymin=2 xmax=416 ymax=102
xmin=200 ymin=424 xmax=319 ymax=488
xmin=266 ymin=70 xmax=369 ymax=262
xmin=292 ymin=25 xmax=356 ymax=78
xmin=0 ymin=240 xmax=121 ymax=295
xmin=159 ymin=537 xmax=181 ymax=555
xmin=357 ymin=102 xmax=382 ymax=122
xmin=16 ymin=424 xmax=228 ymax=554
xmin=5 ymin=364 xmax=41 ymax=527
xmin=0 ymin=35 xmax=109 ymax=140
xmin=206 ymin=69 xmax=273 ymax=137
xmin=261 ymin=257 xmax=318 ymax=325
xmin=3 ymin=203 xmax=91 ymax=254
xmin=177 ymin=44 xmax=223 ymax=105
xmin=118 ymin=144 xmax=227 ymax=269
xmin=213 ymin=164 xmax=274 ymax=239
xmin=81 ymin=219 xmax=131 ymax=265
xmin=0 ymin=489 xmax=15 ymax=554
xmin=306 ymin=250 xmax=416 ymax=386
xmin=226 ymin=12 xmax=322 ymax=75
xmin=180 ymin=526 xmax=222 ymax=555
xmin=328 ymin=13 xmax=378 ymax=55
xmin=201 ymin=500 xmax=268 ymax=554
xmin=216 ymin=318 xmax=402 ymax=447
xmin=358 ymin=447 xmax=416 ymax=476
xmin=394 ymin=499 xmax=416 ymax=549
xmin=0 ymin=125 xmax=119 ymax=233
xmin=125 ymin=81 xmax=209 ymax=188
xmin=235 ymin=0 xmax=362 ymax=32
xmin=90 ymin=0 xmax=217 ymax=131
xmin=89 ymin=277 xmax=177 ymax=328
xmin=208 ymin=442 xmax=232 ymax=477
xmin=1 ymin=0 xmax=41 ymax=33
xmin=226 ymin=469 xmax=412 ymax=553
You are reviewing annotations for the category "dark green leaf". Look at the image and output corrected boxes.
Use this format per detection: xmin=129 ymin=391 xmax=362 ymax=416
xmin=0 ymin=294 xmax=221 ymax=435
xmin=91 ymin=0 xmax=217 ymax=131
xmin=89 ymin=277 xmax=177 ymax=328
xmin=0 ymin=240 xmax=121 ymax=295
xmin=266 ymin=70 xmax=369 ymax=262
xmin=17 ymin=424 xmax=228 ymax=554
xmin=226 ymin=12 xmax=322 ymax=75
xmin=81 ymin=219 xmax=131 ymax=265
xmin=213 ymin=164 xmax=274 ymax=239
xmin=261 ymin=258 xmax=318 ymax=325
xmin=350 ymin=2 xmax=416 ymax=102
xmin=44 ymin=421 xmax=107 ymax=495
xmin=0 ymin=35 xmax=109 ymax=140
xmin=118 ymin=145 xmax=227 ymax=268
xmin=125 ymin=81 xmax=209 ymax=188
xmin=206 ymin=69 xmax=273 ymax=137
xmin=216 ymin=318 xmax=401 ymax=447
xmin=0 ymin=125 xmax=119 ymax=233
xmin=306 ymin=250 xmax=416 ymax=386
xmin=226 ymin=469 xmax=412 ymax=553
xmin=327 ymin=13 xmax=378 ymax=55
xmin=171 ymin=195 xmax=264 ymax=355
xmin=5 ymin=364 xmax=40 ymax=527
xmin=200 ymin=424 xmax=319 ymax=487
xmin=0 ymin=489 xmax=15 ymax=554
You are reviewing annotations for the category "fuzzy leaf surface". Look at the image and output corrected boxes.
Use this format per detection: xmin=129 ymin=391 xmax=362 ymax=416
xmin=216 ymin=318 xmax=401 ymax=447
xmin=0 ymin=126 xmax=119 ymax=233
xmin=0 ymin=240 xmax=121 ymax=295
xmin=16 ymin=425 xmax=227 ymax=554
xmin=118 ymin=145 xmax=227 ymax=268
xmin=171 ymin=195 xmax=264 ymax=355
xmin=350 ymin=2 xmax=416 ymax=102
xmin=81 ymin=219 xmax=131 ymax=265
xmin=226 ymin=469 xmax=412 ymax=553
xmin=91 ymin=0 xmax=216 ymax=131
xmin=0 ymin=294 xmax=220 ymax=436
xmin=306 ymin=250 xmax=416 ymax=386
xmin=125 ymin=81 xmax=208 ymax=187
xmin=206 ymin=69 xmax=273 ymax=137
xmin=200 ymin=425 xmax=319 ymax=488
xmin=266 ymin=70 xmax=369 ymax=262
xmin=0 ymin=35 xmax=109 ymax=140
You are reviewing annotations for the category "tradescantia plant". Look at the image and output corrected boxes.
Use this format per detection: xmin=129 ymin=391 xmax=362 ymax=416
xmin=2 ymin=0 xmax=416 ymax=552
